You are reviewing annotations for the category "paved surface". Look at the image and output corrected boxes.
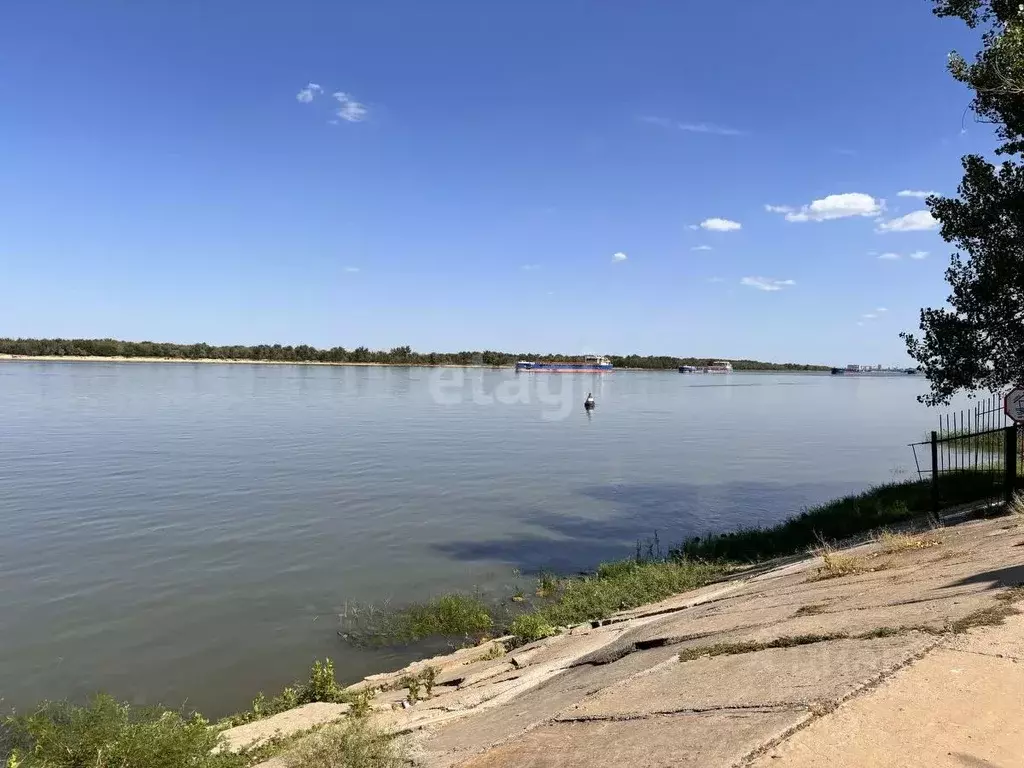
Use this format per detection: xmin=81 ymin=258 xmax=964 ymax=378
xmin=245 ymin=515 xmax=1024 ymax=767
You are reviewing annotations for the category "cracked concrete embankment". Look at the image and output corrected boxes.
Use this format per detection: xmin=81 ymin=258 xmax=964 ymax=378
xmin=243 ymin=515 xmax=1024 ymax=767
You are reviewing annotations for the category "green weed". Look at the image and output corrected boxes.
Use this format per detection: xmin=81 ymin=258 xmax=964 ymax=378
xmin=671 ymin=474 xmax=998 ymax=563
xmin=2 ymin=695 xmax=240 ymax=768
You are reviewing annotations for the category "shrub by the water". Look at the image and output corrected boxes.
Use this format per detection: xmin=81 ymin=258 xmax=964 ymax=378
xmin=671 ymin=474 xmax=999 ymax=563
xmin=2 ymin=694 xmax=240 ymax=768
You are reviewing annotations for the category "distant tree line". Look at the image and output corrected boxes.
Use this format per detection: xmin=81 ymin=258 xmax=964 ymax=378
xmin=0 ymin=338 xmax=829 ymax=371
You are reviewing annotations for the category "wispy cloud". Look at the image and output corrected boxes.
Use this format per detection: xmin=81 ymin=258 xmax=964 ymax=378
xmin=296 ymin=83 xmax=322 ymax=103
xmin=877 ymin=307 xmax=888 ymax=312
xmin=691 ymin=245 xmax=713 ymax=252
xmin=708 ymin=277 xmax=725 ymax=283
xmin=862 ymin=313 xmax=878 ymax=320
xmin=740 ymin=276 xmax=795 ymax=292
xmin=876 ymin=210 xmax=938 ymax=233
xmin=612 ymin=251 xmax=628 ymax=263
xmin=897 ymin=189 xmax=938 ymax=199
xmin=639 ymin=116 xmax=744 ymax=136
xmin=909 ymin=250 xmax=929 ymax=260
xmin=343 ymin=266 xmax=360 ymax=273
xmin=769 ymin=192 xmax=884 ymax=223
xmin=332 ymin=91 xmax=368 ymax=122
xmin=700 ymin=218 xmax=742 ymax=232
xmin=877 ymin=252 xmax=901 ymax=260
xmin=687 ymin=224 xmax=699 ymax=231
xmin=521 ymin=264 xmax=541 ymax=271
xmin=856 ymin=321 xmax=865 ymax=327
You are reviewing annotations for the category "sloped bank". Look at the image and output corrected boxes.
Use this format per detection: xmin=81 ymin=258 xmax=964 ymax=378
xmin=0 ymin=474 xmax=1005 ymax=768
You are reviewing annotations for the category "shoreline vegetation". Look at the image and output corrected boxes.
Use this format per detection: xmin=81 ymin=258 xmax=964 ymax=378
xmin=0 ymin=472 xmax=1004 ymax=768
xmin=0 ymin=338 xmax=830 ymax=372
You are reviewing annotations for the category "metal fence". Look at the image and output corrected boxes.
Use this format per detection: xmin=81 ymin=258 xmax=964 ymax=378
xmin=909 ymin=394 xmax=1022 ymax=516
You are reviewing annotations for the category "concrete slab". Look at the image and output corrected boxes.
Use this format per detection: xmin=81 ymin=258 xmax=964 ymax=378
xmin=455 ymin=711 xmax=810 ymax=768
xmin=571 ymin=602 xmax=798 ymax=666
xmin=434 ymin=658 xmax=513 ymax=687
xmin=749 ymin=648 xmax=1024 ymax=768
xmin=559 ymin=634 xmax=936 ymax=719
xmin=413 ymin=644 xmax=684 ymax=767
xmin=344 ymin=639 xmax=510 ymax=694
xmin=723 ymin=595 xmax=996 ymax=645
xmin=217 ymin=702 xmax=349 ymax=752
xmin=943 ymin=610 xmax=1024 ymax=660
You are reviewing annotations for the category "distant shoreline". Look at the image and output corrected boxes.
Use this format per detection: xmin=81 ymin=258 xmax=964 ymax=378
xmin=0 ymin=355 xmax=829 ymax=373
xmin=0 ymin=354 xmax=499 ymax=369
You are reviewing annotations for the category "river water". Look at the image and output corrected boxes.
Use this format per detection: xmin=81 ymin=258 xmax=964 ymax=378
xmin=0 ymin=361 xmax=950 ymax=715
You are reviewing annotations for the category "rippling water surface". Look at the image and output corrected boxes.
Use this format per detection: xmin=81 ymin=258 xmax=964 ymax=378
xmin=0 ymin=361 xmax=946 ymax=714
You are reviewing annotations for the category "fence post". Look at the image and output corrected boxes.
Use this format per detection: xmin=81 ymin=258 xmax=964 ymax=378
xmin=930 ymin=430 xmax=939 ymax=517
xmin=1005 ymin=426 xmax=1018 ymax=504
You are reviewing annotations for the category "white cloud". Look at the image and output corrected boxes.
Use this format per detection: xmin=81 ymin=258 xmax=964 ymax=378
xmin=876 ymin=210 xmax=938 ymax=233
xmin=343 ymin=266 xmax=360 ymax=273
xmin=877 ymin=307 xmax=888 ymax=312
xmin=640 ymin=116 xmax=743 ymax=136
xmin=909 ymin=250 xmax=929 ymax=260
xmin=332 ymin=91 xmax=368 ymax=122
xmin=612 ymin=251 xmax=628 ymax=262
xmin=862 ymin=313 xmax=878 ymax=320
xmin=691 ymin=245 xmax=713 ymax=252
xmin=856 ymin=321 xmax=865 ymax=327
xmin=700 ymin=217 xmax=742 ymax=232
xmin=877 ymin=252 xmax=901 ymax=260
xmin=522 ymin=264 xmax=541 ymax=271
xmin=897 ymin=190 xmax=938 ymax=199
xmin=740 ymin=276 xmax=795 ymax=292
xmin=687 ymin=224 xmax=699 ymax=231
xmin=677 ymin=122 xmax=743 ymax=136
xmin=296 ymin=83 xmax=322 ymax=103
xmin=772 ymin=193 xmax=884 ymax=223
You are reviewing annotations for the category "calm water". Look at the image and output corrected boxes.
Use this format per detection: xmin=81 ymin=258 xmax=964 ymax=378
xmin=0 ymin=362 xmax=949 ymax=715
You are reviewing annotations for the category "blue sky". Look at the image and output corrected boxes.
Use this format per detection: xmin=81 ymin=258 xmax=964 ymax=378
xmin=0 ymin=0 xmax=992 ymax=364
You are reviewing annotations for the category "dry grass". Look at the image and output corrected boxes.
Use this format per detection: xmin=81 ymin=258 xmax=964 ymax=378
xmin=284 ymin=720 xmax=407 ymax=768
xmin=1009 ymin=493 xmax=1024 ymax=518
xmin=794 ymin=604 xmax=828 ymax=616
xmin=877 ymin=529 xmax=942 ymax=554
xmin=479 ymin=643 xmax=507 ymax=661
xmin=809 ymin=549 xmax=870 ymax=581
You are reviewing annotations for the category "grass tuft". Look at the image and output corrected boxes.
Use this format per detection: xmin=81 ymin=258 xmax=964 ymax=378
xmin=509 ymin=614 xmax=557 ymax=644
xmin=794 ymin=604 xmax=828 ymax=616
xmin=877 ymin=529 xmax=942 ymax=554
xmin=480 ymin=643 xmax=507 ymax=661
xmin=522 ymin=559 xmax=727 ymax=635
xmin=809 ymin=549 xmax=870 ymax=581
xmin=1009 ymin=493 xmax=1024 ymax=518
xmin=283 ymin=719 xmax=406 ymax=768
xmin=678 ymin=633 xmax=849 ymax=662
xmin=220 ymin=658 xmax=352 ymax=728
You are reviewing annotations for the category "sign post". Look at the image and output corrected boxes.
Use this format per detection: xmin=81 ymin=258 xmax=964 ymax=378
xmin=1003 ymin=389 xmax=1024 ymax=503
xmin=1005 ymin=387 xmax=1024 ymax=423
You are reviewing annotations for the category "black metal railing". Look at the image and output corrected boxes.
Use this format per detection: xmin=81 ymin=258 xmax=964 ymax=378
xmin=909 ymin=394 xmax=1021 ymax=517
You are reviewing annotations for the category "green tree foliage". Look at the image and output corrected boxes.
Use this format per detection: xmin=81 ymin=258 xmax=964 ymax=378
xmin=0 ymin=338 xmax=828 ymax=372
xmin=903 ymin=2 xmax=1024 ymax=404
